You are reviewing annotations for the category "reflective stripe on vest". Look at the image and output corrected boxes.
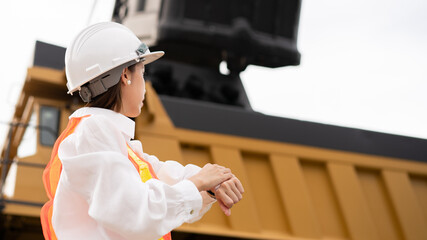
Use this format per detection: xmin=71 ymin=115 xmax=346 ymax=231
xmin=127 ymin=145 xmax=172 ymax=240
xmin=41 ymin=115 xmax=171 ymax=240
xmin=41 ymin=115 xmax=90 ymax=240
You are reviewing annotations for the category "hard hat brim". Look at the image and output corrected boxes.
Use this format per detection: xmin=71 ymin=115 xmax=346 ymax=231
xmin=141 ymin=51 xmax=165 ymax=65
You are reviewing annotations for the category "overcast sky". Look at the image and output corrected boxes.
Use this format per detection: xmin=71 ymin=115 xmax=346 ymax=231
xmin=243 ymin=0 xmax=427 ymax=139
xmin=1 ymin=0 xmax=427 ymax=150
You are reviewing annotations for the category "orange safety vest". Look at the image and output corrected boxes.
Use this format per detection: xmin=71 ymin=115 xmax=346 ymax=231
xmin=41 ymin=116 xmax=172 ymax=240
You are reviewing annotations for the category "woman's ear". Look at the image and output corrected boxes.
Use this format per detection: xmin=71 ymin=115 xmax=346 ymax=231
xmin=121 ymin=68 xmax=130 ymax=85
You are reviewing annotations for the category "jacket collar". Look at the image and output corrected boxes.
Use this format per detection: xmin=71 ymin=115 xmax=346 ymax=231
xmin=70 ymin=107 xmax=135 ymax=140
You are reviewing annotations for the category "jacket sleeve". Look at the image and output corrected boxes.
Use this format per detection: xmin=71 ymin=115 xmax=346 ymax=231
xmin=57 ymin=116 xmax=202 ymax=240
xmin=129 ymin=140 xmax=216 ymax=223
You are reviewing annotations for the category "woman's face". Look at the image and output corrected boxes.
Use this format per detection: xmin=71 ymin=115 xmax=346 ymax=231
xmin=120 ymin=62 xmax=146 ymax=118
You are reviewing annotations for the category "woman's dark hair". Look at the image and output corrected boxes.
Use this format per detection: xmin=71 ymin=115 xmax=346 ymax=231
xmin=86 ymin=64 xmax=136 ymax=112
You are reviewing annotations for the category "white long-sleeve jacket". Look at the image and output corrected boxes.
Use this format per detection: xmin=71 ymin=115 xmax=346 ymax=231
xmin=52 ymin=107 xmax=215 ymax=240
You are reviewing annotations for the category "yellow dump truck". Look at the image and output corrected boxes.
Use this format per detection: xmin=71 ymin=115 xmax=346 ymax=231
xmin=1 ymin=42 xmax=427 ymax=240
xmin=1 ymin=0 xmax=427 ymax=239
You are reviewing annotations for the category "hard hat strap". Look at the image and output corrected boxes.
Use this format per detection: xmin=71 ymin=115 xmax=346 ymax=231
xmin=79 ymin=60 xmax=138 ymax=103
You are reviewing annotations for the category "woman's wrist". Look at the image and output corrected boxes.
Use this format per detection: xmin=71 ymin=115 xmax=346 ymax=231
xmin=188 ymin=176 xmax=203 ymax=191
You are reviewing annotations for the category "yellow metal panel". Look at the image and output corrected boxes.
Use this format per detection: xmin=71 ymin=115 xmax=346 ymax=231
xmin=59 ymin=107 xmax=73 ymax=133
xmin=358 ymin=169 xmax=403 ymax=240
xmin=410 ymin=175 xmax=427 ymax=223
xmin=179 ymin=144 xmax=210 ymax=166
xmin=270 ymin=155 xmax=321 ymax=238
xmin=301 ymin=161 xmax=348 ymax=239
xmin=15 ymin=92 xmax=29 ymax=117
xmin=382 ymin=170 xmax=427 ymax=240
xmin=242 ymin=152 xmax=290 ymax=236
xmin=20 ymin=148 xmax=51 ymax=165
xmin=3 ymin=163 xmax=46 ymax=217
xmin=210 ymin=146 xmax=261 ymax=233
xmin=135 ymin=82 xmax=174 ymax=135
xmin=13 ymin=96 xmax=34 ymax=147
xmin=327 ymin=163 xmax=378 ymax=240
xmin=178 ymin=145 xmax=230 ymax=233
xmin=3 ymin=203 xmax=41 ymax=217
xmin=137 ymin=134 xmax=183 ymax=163
xmin=27 ymin=67 xmax=66 ymax=86
xmin=10 ymin=165 xmax=46 ymax=203
xmin=173 ymin=128 xmax=427 ymax=176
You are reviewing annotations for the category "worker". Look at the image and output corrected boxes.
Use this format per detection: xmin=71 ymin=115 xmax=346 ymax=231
xmin=41 ymin=22 xmax=244 ymax=240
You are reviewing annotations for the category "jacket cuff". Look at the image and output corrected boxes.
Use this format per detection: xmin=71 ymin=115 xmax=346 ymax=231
xmin=175 ymin=179 xmax=203 ymax=222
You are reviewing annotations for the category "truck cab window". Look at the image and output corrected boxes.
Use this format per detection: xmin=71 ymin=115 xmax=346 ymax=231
xmin=39 ymin=106 xmax=60 ymax=146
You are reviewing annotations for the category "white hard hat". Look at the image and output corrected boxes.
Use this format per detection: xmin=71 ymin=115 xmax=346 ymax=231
xmin=65 ymin=22 xmax=164 ymax=102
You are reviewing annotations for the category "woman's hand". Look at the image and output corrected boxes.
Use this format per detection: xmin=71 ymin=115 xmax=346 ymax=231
xmin=214 ymin=175 xmax=244 ymax=216
xmin=188 ymin=163 xmax=232 ymax=191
